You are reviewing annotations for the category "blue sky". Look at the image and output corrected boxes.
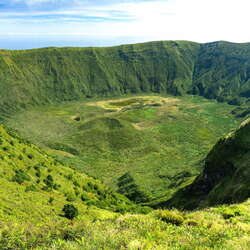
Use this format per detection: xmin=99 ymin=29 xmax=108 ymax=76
xmin=0 ymin=0 xmax=250 ymax=49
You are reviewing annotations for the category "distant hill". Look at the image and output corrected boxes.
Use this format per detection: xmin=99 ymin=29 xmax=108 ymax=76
xmin=0 ymin=40 xmax=250 ymax=118
xmin=157 ymin=118 xmax=250 ymax=209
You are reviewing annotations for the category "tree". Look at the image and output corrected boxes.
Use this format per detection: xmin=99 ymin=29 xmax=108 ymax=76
xmin=62 ymin=204 xmax=78 ymax=220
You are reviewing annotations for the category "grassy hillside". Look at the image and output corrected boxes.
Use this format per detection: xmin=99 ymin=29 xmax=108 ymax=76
xmin=6 ymin=95 xmax=241 ymax=201
xmin=0 ymin=40 xmax=250 ymax=119
xmin=1 ymin=110 xmax=250 ymax=249
xmin=192 ymin=41 xmax=250 ymax=103
xmin=0 ymin=41 xmax=198 ymax=117
xmin=42 ymin=200 xmax=250 ymax=249
xmin=0 ymin=123 xmax=150 ymax=226
xmin=158 ymin=118 xmax=250 ymax=210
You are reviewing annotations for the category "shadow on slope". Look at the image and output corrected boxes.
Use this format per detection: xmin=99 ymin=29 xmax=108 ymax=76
xmin=155 ymin=118 xmax=250 ymax=210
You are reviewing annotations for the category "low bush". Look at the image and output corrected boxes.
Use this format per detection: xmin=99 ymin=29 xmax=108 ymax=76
xmin=65 ymin=192 xmax=76 ymax=202
xmin=216 ymin=206 xmax=245 ymax=219
xmin=25 ymin=185 xmax=37 ymax=192
xmin=44 ymin=175 xmax=54 ymax=188
xmin=152 ymin=210 xmax=184 ymax=226
xmin=12 ymin=169 xmax=31 ymax=184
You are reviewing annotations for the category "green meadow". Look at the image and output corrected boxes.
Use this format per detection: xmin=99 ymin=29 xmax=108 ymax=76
xmin=6 ymin=94 xmax=241 ymax=202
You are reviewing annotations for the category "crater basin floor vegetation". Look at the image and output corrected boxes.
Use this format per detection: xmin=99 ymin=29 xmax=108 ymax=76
xmin=5 ymin=94 xmax=241 ymax=202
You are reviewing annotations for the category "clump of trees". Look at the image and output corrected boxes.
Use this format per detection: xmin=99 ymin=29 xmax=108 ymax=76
xmin=117 ymin=172 xmax=150 ymax=203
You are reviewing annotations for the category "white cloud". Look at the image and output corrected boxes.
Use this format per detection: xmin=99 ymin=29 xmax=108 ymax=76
xmin=1 ymin=0 xmax=250 ymax=43
xmin=66 ymin=0 xmax=250 ymax=42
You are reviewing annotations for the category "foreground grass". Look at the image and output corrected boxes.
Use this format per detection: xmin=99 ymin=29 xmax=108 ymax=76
xmin=1 ymin=199 xmax=250 ymax=249
xmin=6 ymin=94 xmax=241 ymax=201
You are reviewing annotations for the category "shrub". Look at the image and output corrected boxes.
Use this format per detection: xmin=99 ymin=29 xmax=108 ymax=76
xmin=18 ymin=154 xmax=23 ymax=160
xmin=153 ymin=210 xmax=184 ymax=226
xmin=184 ymin=219 xmax=199 ymax=226
xmin=65 ymin=192 xmax=76 ymax=202
xmin=53 ymin=183 xmax=60 ymax=190
xmin=44 ymin=175 xmax=54 ymax=188
xmin=35 ymin=172 xmax=41 ymax=178
xmin=81 ymin=192 xmax=90 ymax=202
xmin=66 ymin=173 xmax=73 ymax=180
xmin=12 ymin=170 xmax=31 ymax=184
xmin=73 ymin=180 xmax=80 ymax=187
xmin=62 ymin=204 xmax=78 ymax=220
xmin=25 ymin=185 xmax=37 ymax=192
xmin=34 ymin=164 xmax=42 ymax=170
xmin=228 ymin=97 xmax=243 ymax=106
xmin=216 ymin=206 xmax=244 ymax=219
xmin=75 ymin=189 xmax=80 ymax=196
xmin=27 ymin=153 xmax=33 ymax=159
xmin=8 ymin=153 xmax=15 ymax=159
xmin=2 ymin=146 xmax=9 ymax=152
xmin=48 ymin=197 xmax=54 ymax=204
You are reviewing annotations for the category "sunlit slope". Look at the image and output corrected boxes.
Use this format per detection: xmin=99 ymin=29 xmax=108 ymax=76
xmin=0 ymin=124 xmax=148 ymax=224
xmin=1 ymin=41 xmax=250 ymax=118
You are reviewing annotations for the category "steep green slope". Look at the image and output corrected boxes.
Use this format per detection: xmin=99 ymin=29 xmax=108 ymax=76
xmin=191 ymin=41 xmax=250 ymax=103
xmin=0 ymin=41 xmax=198 ymax=117
xmin=159 ymin=118 xmax=250 ymax=210
xmin=1 ymin=40 xmax=250 ymax=119
xmin=0 ymin=124 xmax=149 ymax=225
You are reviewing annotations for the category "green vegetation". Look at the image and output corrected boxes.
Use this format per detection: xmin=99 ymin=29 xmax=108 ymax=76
xmin=117 ymin=172 xmax=150 ymax=203
xmin=62 ymin=204 xmax=79 ymax=220
xmin=159 ymin=118 xmax=250 ymax=209
xmin=1 ymin=114 xmax=250 ymax=249
xmin=0 ymin=40 xmax=250 ymax=248
xmin=0 ymin=41 xmax=250 ymax=119
xmin=1 ymin=199 xmax=250 ymax=249
xmin=6 ymin=95 xmax=240 ymax=201
xmin=0 ymin=124 xmax=149 ymax=226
